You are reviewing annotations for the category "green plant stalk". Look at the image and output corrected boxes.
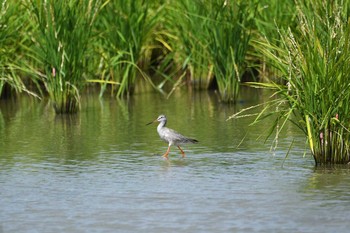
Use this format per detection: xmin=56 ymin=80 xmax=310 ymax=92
xmin=0 ymin=0 xmax=39 ymax=97
xmin=94 ymin=0 xmax=162 ymax=97
xmin=305 ymin=115 xmax=314 ymax=155
xmin=28 ymin=0 xmax=101 ymax=113
xmin=166 ymin=0 xmax=214 ymax=89
xmin=206 ymin=1 xmax=254 ymax=103
xmin=230 ymin=0 xmax=350 ymax=165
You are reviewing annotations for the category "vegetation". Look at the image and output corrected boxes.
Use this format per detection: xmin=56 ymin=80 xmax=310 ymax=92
xmin=25 ymin=0 xmax=102 ymax=114
xmin=166 ymin=0 xmax=213 ymax=90
xmin=206 ymin=1 xmax=254 ymax=103
xmin=1 ymin=0 xmax=350 ymax=164
xmin=230 ymin=0 xmax=350 ymax=165
xmin=0 ymin=1 xmax=38 ymax=98
xmin=285 ymin=1 xmax=350 ymax=165
xmin=167 ymin=0 xmax=255 ymax=102
xmin=93 ymin=0 xmax=163 ymax=98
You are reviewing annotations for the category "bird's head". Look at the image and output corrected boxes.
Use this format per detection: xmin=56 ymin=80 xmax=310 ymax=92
xmin=146 ymin=114 xmax=167 ymax=125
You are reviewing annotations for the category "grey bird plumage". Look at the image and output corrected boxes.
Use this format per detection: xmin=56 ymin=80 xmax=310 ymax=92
xmin=147 ymin=114 xmax=198 ymax=159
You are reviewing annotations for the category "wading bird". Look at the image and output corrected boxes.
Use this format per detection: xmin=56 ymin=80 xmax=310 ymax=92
xmin=147 ymin=114 xmax=198 ymax=159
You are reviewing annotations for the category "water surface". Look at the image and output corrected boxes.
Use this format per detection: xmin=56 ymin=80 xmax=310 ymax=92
xmin=1 ymin=90 xmax=350 ymax=233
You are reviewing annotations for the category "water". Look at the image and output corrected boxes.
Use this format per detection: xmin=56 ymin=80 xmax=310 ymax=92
xmin=1 ymin=89 xmax=350 ymax=233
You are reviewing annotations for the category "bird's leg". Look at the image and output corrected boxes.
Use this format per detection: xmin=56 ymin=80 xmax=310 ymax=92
xmin=162 ymin=145 xmax=171 ymax=159
xmin=177 ymin=146 xmax=186 ymax=158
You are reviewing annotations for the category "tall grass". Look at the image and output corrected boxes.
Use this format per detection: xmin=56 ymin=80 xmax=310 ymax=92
xmin=0 ymin=0 xmax=38 ymax=98
xmin=0 ymin=0 xmax=292 ymax=103
xmin=252 ymin=0 xmax=297 ymax=82
xmin=207 ymin=1 xmax=254 ymax=103
xmin=26 ymin=0 xmax=101 ymax=113
xmin=168 ymin=0 xmax=254 ymax=103
xmin=231 ymin=0 xmax=350 ymax=165
xmin=167 ymin=0 xmax=213 ymax=90
xmin=94 ymin=0 xmax=162 ymax=98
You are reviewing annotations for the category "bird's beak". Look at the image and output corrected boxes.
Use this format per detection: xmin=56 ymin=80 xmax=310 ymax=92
xmin=146 ymin=119 xmax=156 ymax=126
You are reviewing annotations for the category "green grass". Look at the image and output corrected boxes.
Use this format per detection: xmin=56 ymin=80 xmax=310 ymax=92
xmin=231 ymin=0 xmax=350 ymax=165
xmin=0 ymin=0 xmax=292 ymax=103
xmin=93 ymin=0 xmax=162 ymax=98
xmin=207 ymin=1 xmax=254 ymax=103
xmin=166 ymin=0 xmax=213 ymax=90
xmin=251 ymin=0 xmax=297 ymax=82
xmin=26 ymin=0 xmax=101 ymax=113
xmin=0 ymin=0 xmax=38 ymax=98
xmin=167 ymin=0 xmax=254 ymax=102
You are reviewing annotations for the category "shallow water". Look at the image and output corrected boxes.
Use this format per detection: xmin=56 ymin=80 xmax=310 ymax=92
xmin=1 ymin=89 xmax=350 ymax=233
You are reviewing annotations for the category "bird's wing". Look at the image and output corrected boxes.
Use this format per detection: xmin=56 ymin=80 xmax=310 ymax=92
xmin=163 ymin=127 xmax=185 ymax=139
xmin=163 ymin=127 xmax=197 ymax=144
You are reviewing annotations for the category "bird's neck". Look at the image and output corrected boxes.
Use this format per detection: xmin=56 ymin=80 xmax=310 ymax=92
xmin=157 ymin=120 xmax=166 ymax=130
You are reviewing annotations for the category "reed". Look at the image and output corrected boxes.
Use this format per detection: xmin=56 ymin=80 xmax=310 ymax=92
xmin=232 ymin=0 xmax=350 ymax=165
xmin=166 ymin=0 xmax=213 ymax=90
xmin=94 ymin=0 xmax=162 ymax=97
xmin=168 ymin=1 xmax=254 ymax=102
xmin=208 ymin=1 xmax=254 ymax=103
xmin=26 ymin=0 xmax=101 ymax=113
xmin=252 ymin=0 xmax=297 ymax=82
xmin=0 ymin=0 xmax=38 ymax=98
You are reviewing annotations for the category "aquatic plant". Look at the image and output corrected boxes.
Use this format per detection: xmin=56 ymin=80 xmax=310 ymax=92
xmin=168 ymin=0 xmax=254 ymax=103
xmin=207 ymin=1 xmax=254 ymax=103
xmin=230 ymin=0 xmax=350 ymax=165
xmin=252 ymin=0 xmax=297 ymax=82
xmin=0 ymin=0 xmax=38 ymax=98
xmin=27 ymin=0 xmax=101 ymax=113
xmin=93 ymin=0 xmax=162 ymax=97
xmin=166 ymin=0 xmax=213 ymax=90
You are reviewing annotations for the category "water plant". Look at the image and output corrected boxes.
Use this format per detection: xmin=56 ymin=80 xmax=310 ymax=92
xmin=207 ymin=1 xmax=254 ymax=103
xmin=166 ymin=0 xmax=213 ymax=90
xmin=230 ymin=0 xmax=350 ymax=165
xmin=0 ymin=0 xmax=38 ymax=98
xmin=94 ymin=0 xmax=162 ymax=97
xmin=168 ymin=0 xmax=254 ymax=103
xmin=252 ymin=0 xmax=297 ymax=82
xmin=26 ymin=0 xmax=101 ymax=113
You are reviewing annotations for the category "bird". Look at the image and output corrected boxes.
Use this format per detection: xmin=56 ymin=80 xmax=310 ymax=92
xmin=146 ymin=114 xmax=198 ymax=159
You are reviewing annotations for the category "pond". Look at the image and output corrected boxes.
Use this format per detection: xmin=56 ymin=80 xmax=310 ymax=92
xmin=1 ymin=88 xmax=350 ymax=233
